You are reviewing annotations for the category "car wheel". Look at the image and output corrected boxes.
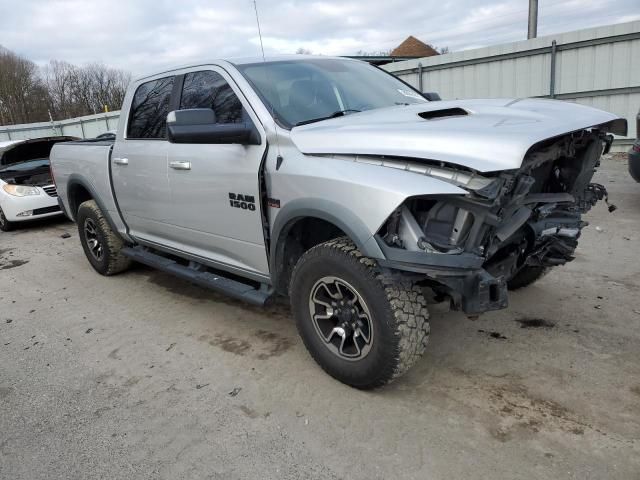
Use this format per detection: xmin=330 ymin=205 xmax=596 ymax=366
xmin=0 ymin=206 xmax=14 ymax=232
xmin=507 ymin=265 xmax=548 ymax=291
xmin=289 ymin=237 xmax=430 ymax=389
xmin=77 ymin=200 xmax=131 ymax=275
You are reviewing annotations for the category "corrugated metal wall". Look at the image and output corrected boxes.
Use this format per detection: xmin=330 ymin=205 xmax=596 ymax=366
xmin=0 ymin=111 xmax=119 ymax=142
xmin=384 ymin=21 xmax=640 ymax=150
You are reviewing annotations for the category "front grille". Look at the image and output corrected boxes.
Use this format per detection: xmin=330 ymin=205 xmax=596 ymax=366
xmin=33 ymin=205 xmax=61 ymax=216
xmin=42 ymin=185 xmax=58 ymax=197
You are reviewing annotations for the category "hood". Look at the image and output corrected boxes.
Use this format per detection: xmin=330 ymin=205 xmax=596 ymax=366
xmin=0 ymin=136 xmax=77 ymax=167
xmin=290 ymin=98 xmax=626 ymax=172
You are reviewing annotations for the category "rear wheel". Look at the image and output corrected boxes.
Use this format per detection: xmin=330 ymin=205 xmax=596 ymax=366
xmin=289 ymin=237 xmax=430 ymax=389
xmin=77 ymin=200 xmax=131 ymax=275
xmin=0 ymin=206 xmax=14 ymax=232
xmin=507 ymin=265 xmax=548 ymax=290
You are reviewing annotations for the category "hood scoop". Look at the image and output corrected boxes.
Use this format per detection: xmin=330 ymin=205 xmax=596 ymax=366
xmin=418 ymin=107 xmax=468 ymax=120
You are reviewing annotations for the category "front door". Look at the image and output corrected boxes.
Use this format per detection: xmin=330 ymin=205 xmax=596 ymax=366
xmin=164 ymin=68 xmax=268 ymax=277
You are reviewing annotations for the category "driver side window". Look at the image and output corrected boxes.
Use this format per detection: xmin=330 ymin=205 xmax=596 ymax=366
xmin=179 ymin=70 xmax=243 ymax=124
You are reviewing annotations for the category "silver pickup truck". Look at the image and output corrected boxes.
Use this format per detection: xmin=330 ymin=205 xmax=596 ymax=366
xmin=50 ymin=56 xmax=626 ymax=388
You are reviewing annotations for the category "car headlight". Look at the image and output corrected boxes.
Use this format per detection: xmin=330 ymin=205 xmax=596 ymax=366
xmin=2 ymin=184 xmax=41 ymax=196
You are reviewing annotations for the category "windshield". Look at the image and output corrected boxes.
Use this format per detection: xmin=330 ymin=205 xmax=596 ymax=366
xmin=237 ymin=58 xmax=428 ymax=128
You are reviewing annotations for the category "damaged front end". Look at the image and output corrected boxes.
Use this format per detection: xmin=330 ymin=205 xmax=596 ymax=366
xmin=0 ymin=159 xmax=55 ymax=187
xmin=376 ymin=130 xmax=614 ymax=315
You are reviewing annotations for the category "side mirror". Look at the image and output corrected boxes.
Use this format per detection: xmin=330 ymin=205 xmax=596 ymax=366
xmin=167 ymin=108 xmax=261 ymax=145
xmin=422 ymin=92 xmax=441 ymax=101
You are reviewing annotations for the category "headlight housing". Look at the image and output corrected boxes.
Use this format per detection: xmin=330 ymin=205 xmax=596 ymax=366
xmin=2 ymin=184 xmax=41 ymax=197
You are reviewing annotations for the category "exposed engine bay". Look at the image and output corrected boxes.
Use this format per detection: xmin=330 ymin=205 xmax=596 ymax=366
xmin=0 ymin=159 xmax=54 ymax=187
xmin=0 ymin=137 xmax=76 ymax=187
xmin=378 ymin=129 xmax=614 ymax=314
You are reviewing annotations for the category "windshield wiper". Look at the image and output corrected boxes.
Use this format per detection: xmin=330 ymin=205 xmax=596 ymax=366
xmin=295 ymin=109 xmax=361 ymax=127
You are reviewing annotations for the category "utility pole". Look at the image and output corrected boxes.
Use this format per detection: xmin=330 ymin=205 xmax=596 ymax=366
xmin=528 ymin=0 xmax=538 ymax=39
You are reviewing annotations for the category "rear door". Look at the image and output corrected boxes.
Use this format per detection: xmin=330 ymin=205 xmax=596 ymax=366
xmin=164 ymin=67 xmax=268 ymax=277
xmin=111 ymin=75 xmax=174 ymax=244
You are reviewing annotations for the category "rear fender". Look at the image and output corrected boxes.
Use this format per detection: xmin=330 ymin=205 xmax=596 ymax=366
xmin=66 ymin=174 xmax=131 ymax=243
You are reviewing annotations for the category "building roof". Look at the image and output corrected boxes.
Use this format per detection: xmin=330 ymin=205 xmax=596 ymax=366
xmin=344 ymin=55 xmax=419 ymax=66
xmin=390 ymin=36 xmax=439 ymax=57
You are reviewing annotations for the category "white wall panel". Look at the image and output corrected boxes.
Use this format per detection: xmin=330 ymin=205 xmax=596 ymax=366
xmin=385 ymin=20 xmax=640 ymax=147
xmin=0 ymin=112 xmax=120 ymax=142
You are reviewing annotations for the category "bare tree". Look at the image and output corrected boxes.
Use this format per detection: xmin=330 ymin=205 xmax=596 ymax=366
xmin=0 ymin=46 xmax=131 ymax=125
xmin=356 ymin=49 xmax=392 ymax=56
xmin=355 ymin=46 xmax=450 ymax=57
xmin=42 ymin=60 xmax=80 ymax=118
xmin=295 ymin=47 xmax=313 ymax=55
xmin=0 ymin=46 xmax=49 ymax=124
xmin=83 ymin=63 xmax=130 ymax=113
xmin=43 ymin=60 xmax=131 ymax=119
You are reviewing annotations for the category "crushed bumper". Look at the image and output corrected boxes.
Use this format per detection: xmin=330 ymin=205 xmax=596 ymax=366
xmin=376 ymin=236 xmax=508 ymax=315
xmin=374 ymin=131 xmax=613 ymax=316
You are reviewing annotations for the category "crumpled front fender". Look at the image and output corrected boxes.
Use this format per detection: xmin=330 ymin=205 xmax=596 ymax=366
xmin=268 ymin=152 xmax=468 ymax=260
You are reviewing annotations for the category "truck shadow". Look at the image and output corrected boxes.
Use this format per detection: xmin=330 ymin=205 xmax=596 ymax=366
xmin=139 ymin=265 xmax=532 ymax=361
xmin=141 ymin=267 xmax=292 ymax=319
xmin=139 ymin=267 xmax=563 ymax=386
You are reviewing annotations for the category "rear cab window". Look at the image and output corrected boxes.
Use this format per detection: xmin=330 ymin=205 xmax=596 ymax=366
xmin=127 ymin=76 xmax=175 ymax=139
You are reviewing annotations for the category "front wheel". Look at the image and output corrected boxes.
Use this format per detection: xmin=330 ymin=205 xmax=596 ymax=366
xmin=289 ymin=237 xmax=430 ymax=389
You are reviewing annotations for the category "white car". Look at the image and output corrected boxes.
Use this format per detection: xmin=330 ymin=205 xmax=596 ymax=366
xmin=0 ymin=137 xmax=76 ymax=231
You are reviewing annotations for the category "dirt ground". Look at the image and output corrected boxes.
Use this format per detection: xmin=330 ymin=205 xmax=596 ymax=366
xmin=1 ymin=156 xmax=639 ymax=480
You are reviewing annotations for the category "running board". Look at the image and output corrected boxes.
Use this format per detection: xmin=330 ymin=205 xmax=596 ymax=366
xmin=121 ymin=246 xmax=272 ymax=306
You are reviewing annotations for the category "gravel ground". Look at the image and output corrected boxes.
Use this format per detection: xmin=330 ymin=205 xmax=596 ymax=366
xmin=0 ymin=156 xmax=639 ymax=480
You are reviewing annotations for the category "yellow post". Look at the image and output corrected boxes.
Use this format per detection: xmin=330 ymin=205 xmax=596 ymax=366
xmin=104 ymin=105 xmax=109 ymax=113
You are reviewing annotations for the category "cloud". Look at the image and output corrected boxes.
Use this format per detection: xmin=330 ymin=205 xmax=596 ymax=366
xmin=0 ymin=0 xmax=638 ymax=75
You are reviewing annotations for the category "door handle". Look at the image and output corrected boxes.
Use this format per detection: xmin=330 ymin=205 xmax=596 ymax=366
xmin=113 ymin=157 xmax=129 ymax=165
xmin=169 ymin=161 xmax=191 ymax=170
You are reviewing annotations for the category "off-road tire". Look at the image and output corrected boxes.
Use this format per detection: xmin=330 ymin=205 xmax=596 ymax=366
xmin=77 ymin=200 xmax=131 ymax=275
xmin=0 ymin=206 xmax=15 ymax=232
xmin=507 ymin=265 xmax=548 ymax=291
xmin=289 ymin=237 xmax=430 ymax=389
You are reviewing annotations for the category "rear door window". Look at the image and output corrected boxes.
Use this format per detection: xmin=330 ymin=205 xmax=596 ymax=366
xmin=127 ymin=76 xmax=175 ymax=139
xmin=180 ymin=70 xmax=243 ymax=124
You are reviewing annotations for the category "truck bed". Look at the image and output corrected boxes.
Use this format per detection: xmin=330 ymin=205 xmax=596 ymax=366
xmin=50 ymin=138 xmax=127 ymax=234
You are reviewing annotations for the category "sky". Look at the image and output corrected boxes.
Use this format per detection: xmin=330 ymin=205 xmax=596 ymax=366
xmin=1 ymin=0 xmax=638 ymax=75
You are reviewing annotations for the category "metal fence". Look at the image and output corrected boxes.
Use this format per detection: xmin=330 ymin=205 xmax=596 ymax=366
xmin=383 ymin=20 xmax=640 ymax=151
xmin=0 ymin=111 xmax=120 ymax=142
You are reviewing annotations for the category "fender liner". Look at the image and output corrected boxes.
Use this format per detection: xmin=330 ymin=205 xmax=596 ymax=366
xmin=269 ymin=198 xmax=384 ymax=283
xmin=66 ymin=174 xmax=128 ymax=242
